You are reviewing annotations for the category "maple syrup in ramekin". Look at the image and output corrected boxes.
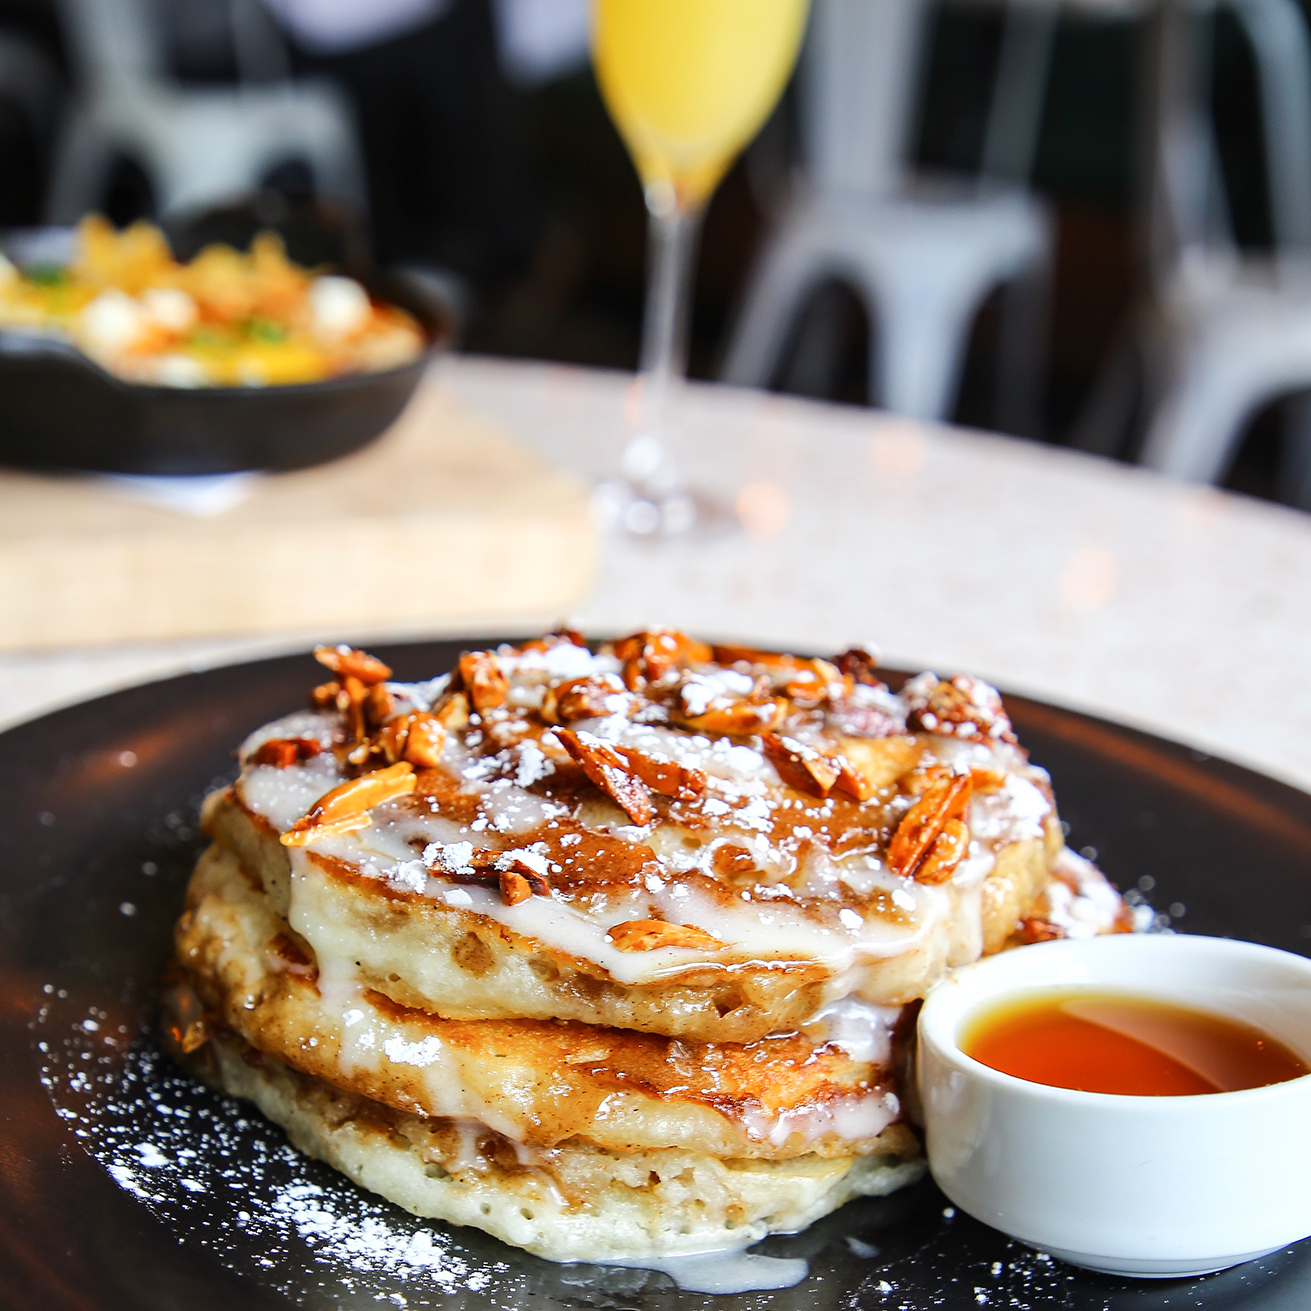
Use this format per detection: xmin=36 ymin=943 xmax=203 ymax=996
xmin=960 ymin=990 xmax=1309 ymax=1096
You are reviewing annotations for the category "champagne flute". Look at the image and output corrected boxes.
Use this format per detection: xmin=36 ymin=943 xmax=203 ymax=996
xmin=592 ymin=0 xmax=810 ymax=535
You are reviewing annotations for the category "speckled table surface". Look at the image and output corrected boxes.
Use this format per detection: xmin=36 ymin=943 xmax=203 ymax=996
xmin=4 ymin=354 xmax=1308 ymax=793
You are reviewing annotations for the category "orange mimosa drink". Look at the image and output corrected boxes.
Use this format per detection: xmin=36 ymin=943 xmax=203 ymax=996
xmin=593 ymin=0 xmax=811 ymax=213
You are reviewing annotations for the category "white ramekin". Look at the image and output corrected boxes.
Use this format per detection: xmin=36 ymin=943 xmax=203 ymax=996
xmin=917 ymin=933 xmax=1311 ymax=1277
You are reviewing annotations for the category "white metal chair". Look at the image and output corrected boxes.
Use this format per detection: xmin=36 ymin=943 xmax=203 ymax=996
xmin=46 ymin=0 xmax=366 ymax=221
xmin=721 ymin=0 xmax=1057 ymax=428
xmin=1134 ymin=0 xmax=1311 ymax=505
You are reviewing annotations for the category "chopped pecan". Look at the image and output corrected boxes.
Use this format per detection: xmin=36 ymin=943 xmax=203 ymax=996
xmin=498 ymin=870 xmax=534 ymax=906
xmin=334 ymin=675 xmax=368 ymax=759
xmin=403 ymin=713 xmax=446 ymax=768
xmin=161 ymin=976 xmax=210 ymax=1055
xmin=670 ymin=677 xmax=787 ymax=735
xmin=887 ymin=774 xmax=972 ymax=880
xmin=614 ymin=629 xmax=712 ymax=691
xmin=915 ymin=817 xmax=969 ymax=884
xmin=784 ymin=661 xmax=851 ymax=706
xmin=310 ymin=679 xmax=340 ymax=709
xmin=281 ymin=761 xmax=417 ymax=847
xmin=457 ymin=652 xmax=509 ymax=714
xmin=834 ymin=647 xmax=883 ymax=686
xmin=520 ymin=628 xmax=587 ymax=653
xmin=830 ymin=758 xmax=874 ymax=802
xmin=711 ymin=644 xmax=804 ymax=669
xmin=544 ymin=674 xmax=632 ymax=723
xmin=314 ymin=644 xmax=392 ymax=686
xmin=375 ymin=715 xmax=409 ymax=764
xmin=1015 ymin=916 xmax=1065 ymax=944
xmin=903 ymin=672 xmax=1016 ymax=744
xmin=761 ymin=732 xmax=841 ymax=798
xmin=711 ymin=843 xmax=757 ymax=879
xmin=760 ymin=732 xmax=872 ymax=802
xmin=615 ymin=745 xmax=706 ymax=800
xmin=555 ymin=729 xmax=653 ymax=824
xmin=426 ymin=845 xmax=550 ymax=904
xmin=278 ymin=813 xmax=373 ymax=846
xmin=365 ymin=683 xmax=395 ymax=727
xmin=828 ymin=693 xmax=900 ymax=738
xmin=606 ymin=919 xmax=724 ymax=952
xmin=432 ymin=690 xmax=470 ymax=731
xmin=674 ymin=698 xmax=787 ymax=735
xmin=250 ymin=737 xmax=323 ymax=768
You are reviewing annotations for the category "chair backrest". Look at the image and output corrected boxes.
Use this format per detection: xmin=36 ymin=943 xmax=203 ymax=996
xmin=1149 ymin=0 xmax=1311 ymax=277
xmin=1229 ymin=0 xmax=1311 ymax=249
xmin=58 ymin=0 xmax=168 ymax=90
xmin=799 ymin=0 xmax=1058 ymax=199
xmin=59 ymin=0 xmax=292 ymax=93
xmin=800 ymin=0 xmax=929 ymax=195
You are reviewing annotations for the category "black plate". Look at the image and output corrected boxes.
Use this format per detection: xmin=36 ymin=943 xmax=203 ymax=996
xmin=2 ymin=639 xmax=1309 ymax=1311
xmin=0 ymin=229 xmax=455 ymax=475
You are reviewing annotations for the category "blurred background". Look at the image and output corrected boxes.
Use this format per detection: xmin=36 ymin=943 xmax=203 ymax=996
xmin=2 ymin=0 xmax=1310 ymax=510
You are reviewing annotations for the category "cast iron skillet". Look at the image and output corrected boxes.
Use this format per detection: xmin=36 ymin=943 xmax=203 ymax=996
xmin=0 ymin=638 xmax=1308 ymax=1311
xmin=0 ymin=226 xmax=456 ymax=475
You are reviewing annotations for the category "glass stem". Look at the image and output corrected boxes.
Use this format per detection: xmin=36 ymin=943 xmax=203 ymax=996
xmin=629 ymin=200 xmax=703 ymax=483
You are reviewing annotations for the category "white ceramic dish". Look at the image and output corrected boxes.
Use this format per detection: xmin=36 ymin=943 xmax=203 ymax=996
xmin=917 ymin=934 xmax=1311 ymax=1277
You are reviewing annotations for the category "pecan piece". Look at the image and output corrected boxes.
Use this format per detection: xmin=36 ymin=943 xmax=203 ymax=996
xmin=432 ymin=690 xmax=470 ymax=731
xmin=310 ymin=679 xmax=340 ymax=709
xmin=782 ymin=658 xmax=849 ymax=705
xmin=403 ymin=713 xmax=446 ymax=768
xmin=499 ymin=870 xmax=534 ymax=906
xmin=1015 ymin=915 xmax=1065 ymax=945
xmin=887 ymin=774 xmax=972 ymax=880
xmin=365 ymin=682 xmax=395 ymax=727
xmin=555 ymin=728 xmax=653 ymax=824
xmin=828 ymin=693 xmax=900 ymax=738
xmin=614 ymin=629 xmax=712 ymax=691
xmin=520 ymin=628 xmax=587 ymax=653
xmin=457 ymin=652 xmax=509 ymax=714
xmin=903 ymin=672 xmax=1016 ymax=744
xmin=670 ymin=677 xmax=787 ymax=735
xmin=759 ymin=732 xmax=869 ymax=802
xmin=161 ymin=976 xmax=210 ymax=1056
xmin=314 ymin=644 xmax=392 ymax=686
xmin=833 ymin=647 xmax=883 ymax=687
xmin=544 ymin=674 xmax=632 ymax=723
xmin=607 ymin=919 xmax=724 ymax=952
xmin=761 ymin=732 xmax=841 ymax=797
xmin=250 ymin=737 xmax=323 ymax=768
xmin=915 ymin=816 xmax=969 ymax=884
xmin=281 ymin=761 xmax=416 ymax=847
xmin=615 ymin=745 xmax=706 ymax=800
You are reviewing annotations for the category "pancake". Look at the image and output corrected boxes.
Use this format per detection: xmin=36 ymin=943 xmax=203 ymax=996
xmin=204 ymin=634 xmax=1064 ymax=1043
xmin=176 ymin=842 xmax=918 ymax=1160
xmin=200 ymin=1032 xmax=926 ymax=1263
xmin=171 ymin=631 xmax=1137 ymax=1263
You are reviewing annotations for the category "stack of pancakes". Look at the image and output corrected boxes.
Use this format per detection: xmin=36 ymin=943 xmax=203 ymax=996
xmin=168 ymin=632 xmax=1135 ymax=1262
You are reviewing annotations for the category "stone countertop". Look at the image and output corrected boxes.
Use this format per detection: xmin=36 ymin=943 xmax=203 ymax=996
xmin=3 ymin=354 xmax=1308 ymax=793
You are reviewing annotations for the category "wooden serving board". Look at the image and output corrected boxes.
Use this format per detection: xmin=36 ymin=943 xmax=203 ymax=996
xmin=0 ymin=375 xmax=596 ymax=650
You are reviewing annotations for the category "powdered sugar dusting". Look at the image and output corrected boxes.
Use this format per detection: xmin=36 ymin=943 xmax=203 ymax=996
xmin=34 ymin=996 xmax=515 ymax=1305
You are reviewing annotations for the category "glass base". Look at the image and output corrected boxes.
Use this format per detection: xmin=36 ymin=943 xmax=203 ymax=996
xmin=591 ymin=478 xmax=697 ymax=537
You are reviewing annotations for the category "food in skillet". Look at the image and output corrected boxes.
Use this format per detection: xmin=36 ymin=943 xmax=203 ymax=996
xmin=0 ymin=215 xmax=424 ymax=387
xmin=165 ymin=632 xmax=1141 ymax=1262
